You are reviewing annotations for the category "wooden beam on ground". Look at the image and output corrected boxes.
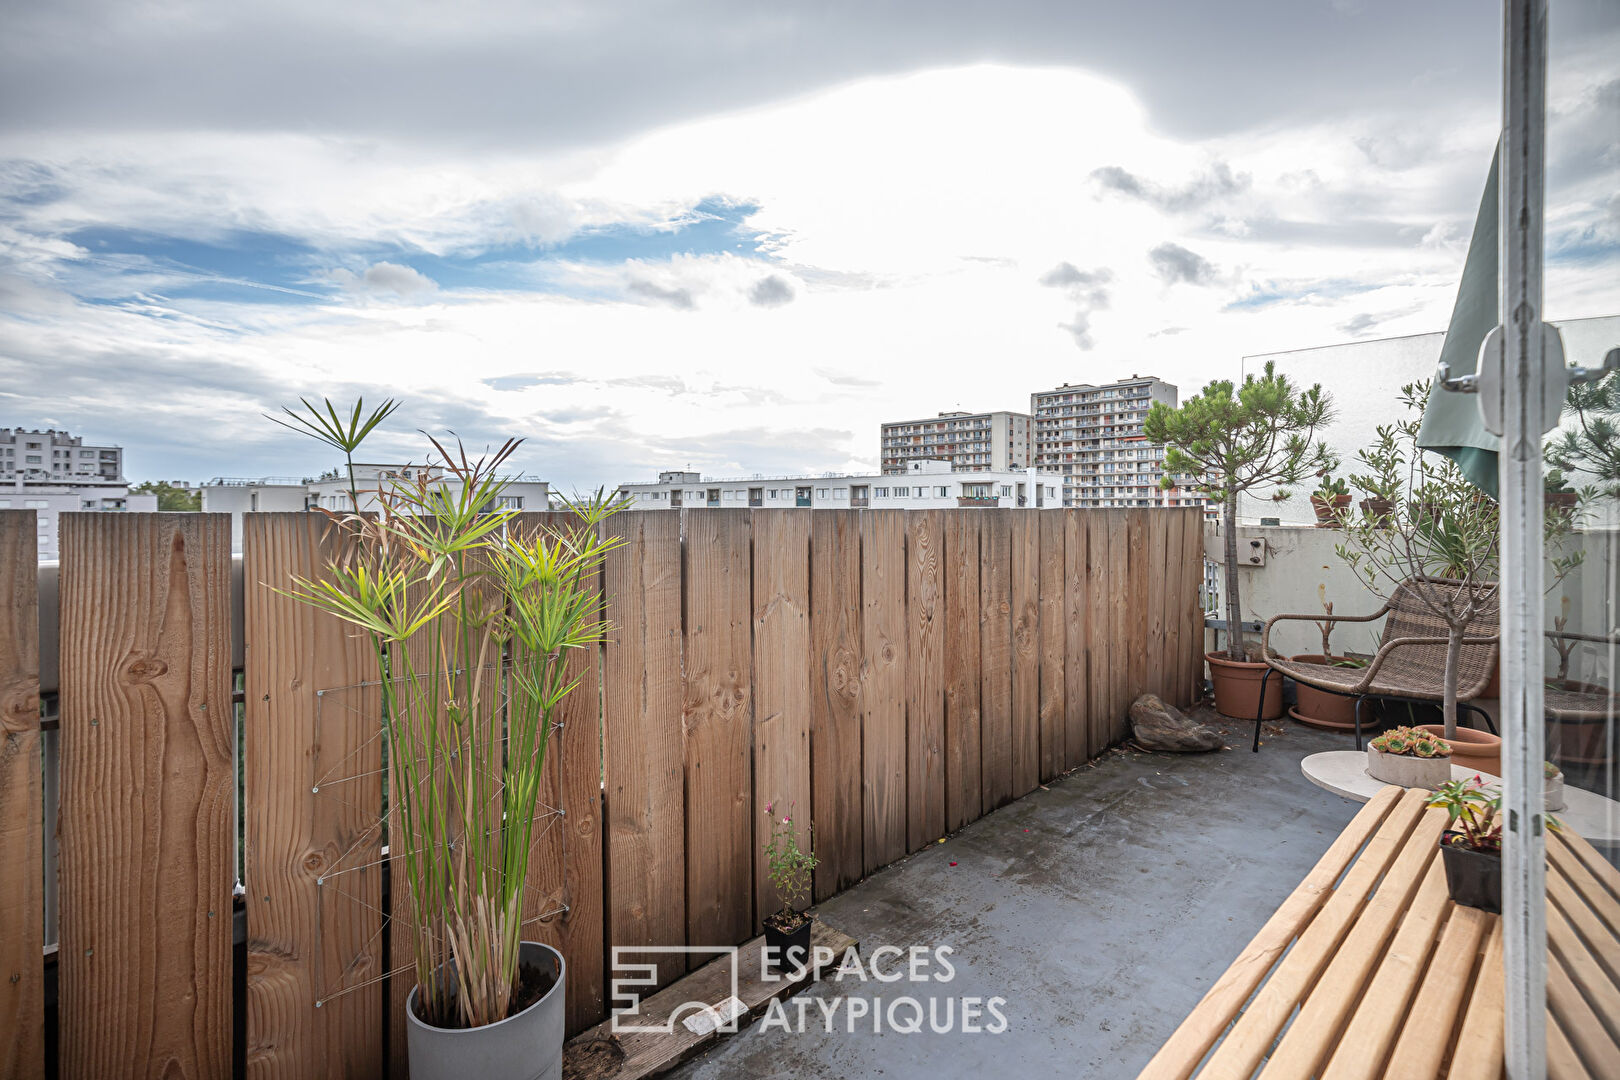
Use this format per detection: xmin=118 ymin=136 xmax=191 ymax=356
xmin=562 ymin=922 xmax=858 ymax=1080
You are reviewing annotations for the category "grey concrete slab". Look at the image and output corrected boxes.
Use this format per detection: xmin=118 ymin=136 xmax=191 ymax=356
xmin=673 ymin=715 xmax=1360 ymax=1080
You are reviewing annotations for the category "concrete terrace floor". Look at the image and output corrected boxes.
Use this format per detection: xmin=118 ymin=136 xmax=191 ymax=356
xmin=676 ymin=715 xmax=1361 ymax=1080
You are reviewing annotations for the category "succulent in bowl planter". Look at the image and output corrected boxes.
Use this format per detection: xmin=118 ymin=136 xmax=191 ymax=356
xmin=1366 ymin=725 xmax=1452 ymax=789
xmin=1544 ymin=759 xmax=1567 ymax=813
xmin=762 ymin=802 xmax=819 ymax=977
xmin=1309 ymin=474 xmax=1352 ymax=527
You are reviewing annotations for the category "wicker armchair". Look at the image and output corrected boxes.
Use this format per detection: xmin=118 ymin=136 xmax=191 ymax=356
xmin=1253 ymin=578 xmax=1500 ymax=751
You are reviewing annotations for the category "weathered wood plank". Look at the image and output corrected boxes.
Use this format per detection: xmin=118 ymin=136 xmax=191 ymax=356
xmin=860 ymin=511 xmax=907 ymax=874
xmin=810 ymin=512 xmax=862 ymax=902
xmin=750 ymin=511 xmax=811 ymax=932
xmin=1037 ymin=511 xmax=1066 ymax=781
xmin=243 ymin=513 xmax=384 ymax=1080
xmin=1161 ymin=511 xmax=1186 ymax=710
xmin=602 ymin=512 xmax=687 ymax=992
xmin=943 ymin=513 xmax=982 ymax=831
xmin=1086 ymin=514 xmax=1112 ymax=760
xmin=905 ymin=510 xmax=945 ymax=850
xmin=1146 ymin=510 xmax=1168 ymax=704
xmin=1009 ymin=512 xmax=1039 ymax=799
xmin=979 ymin=512 xmax=1013 ymax=810
xmin=1447 ymin=924 xmax=1507 ymax=1080
xmin=682 ymin=510 xmax=754 ymax=952
xmin=0 ymin=511 xmax=43 ymax=1080
xmin=561 ymin=921 xmax=858 ymax=1080
xmin=1107 ymin=512 xmax=1129 ymax=749
xmin=1186 ymin=510 xmax=1206 ymax=705
xmin=58 ymin=513 xmax=234 ymax=1080
xmin=1124 ymin=510 xmax=1149 ymax=742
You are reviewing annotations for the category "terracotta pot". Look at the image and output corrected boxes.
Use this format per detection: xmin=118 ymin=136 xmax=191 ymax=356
xmin=1310 ymin=494 xmax=1352 ymax=527
xmin=1359 ymin=497 xmax=1394 ymax=525
xmin=1417 ymin=724 xmax=1501 ymax=777
xmin=1545 ymin=491 xmax=1578 ymax=512
xmin=1207 ymin=651 xmax=1284 ymax=720
xmin=1287 ymin=655 xmax=1360 ymax=729
xmin=1482 ymin=660 xmax=1501 ymax=699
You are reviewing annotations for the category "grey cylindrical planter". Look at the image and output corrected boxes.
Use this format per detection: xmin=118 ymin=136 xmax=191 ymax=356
xmin=406 ymin=941 xmax=566 ymax=1080
xmin=1366 ymin=748 xmax=1451 ymax=790
xmin=1546 ymin=772 xmax=1566 ymax=812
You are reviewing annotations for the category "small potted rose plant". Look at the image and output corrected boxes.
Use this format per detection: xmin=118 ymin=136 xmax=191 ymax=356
xmin=1367 ymin=725 xmax=1452 ymax=790
xmin=762 ymin=802 xmax=818 ymax=975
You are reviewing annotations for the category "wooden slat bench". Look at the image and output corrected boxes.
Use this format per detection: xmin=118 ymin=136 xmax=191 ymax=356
xmin=1139 ymin=785 xmax=1620 ymax=1079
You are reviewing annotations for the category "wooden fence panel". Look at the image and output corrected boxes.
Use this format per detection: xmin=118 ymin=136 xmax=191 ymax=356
xmin=1037 ymin=511 xmax=1066 ymax=782
xmin=1162 ymin=511 xmax=1186 ymax=709
xmin=905 ymin=511 xmax=945 ymax=851
xmin=58 ymin=513 xmax=233 ymax=1080
xmin=1087 ymin=513 xmax=1114 ymax=759
xmin=0 ymin=512 xmax=42 ymax=1080
xmin=522 ymin=511 xmax=609 ymax=1035
xmin=750 ymin=512 xmax=811 ymax=933
xmin=860 ymin=511 xmax=907 ymax=874
xmin=979 ymin=513 xmax=1013 ymax=811
xmin=243 ymin=514 xmax=384 ymax=1080
xmin=943 ymin=513 xmax=982 ymax=831
xmin=1064 ymin=511 xmax=1091 ymax=770
xmin=682 ymin=510 xmax=754 ymax=952
xmin=810 ymin=512 xmax=862 ymax=902
xmin=1009 ymin=513 xmax=1040 ymax=799
xmin=602 ymin=512 xmax=686 ymax=990
xmin=1147 ymin=511 xmax=1169 ymax=705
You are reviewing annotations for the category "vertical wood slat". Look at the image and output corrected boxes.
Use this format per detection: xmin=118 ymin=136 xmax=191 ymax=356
xmin=1126 ymin=510 xmax=1150 ymax=741
xmin=1009 ymin=512 xmax=1040 ymax=799
xmin=243 ymin=514 xmax=384 ymax=1080
xmin=750 ymin=512 xmax=811 ymax=933
xmin=1085 ymin=514 xmax=1112 ymax=759
xmin=1107 ymin=513 xmax=1130 ymax=747
xmin=1038 ymin=511 xmax=1067 ymax=781
xmin=682 ymin=510 xmax=754 ymax=953
xmin=1146 ymin=510 xmax=1169 ymax=705
xmin=905 ymin=511 xmax=945 ymax=851
xmin=810 ymin=512 xmax=862 ymax=902
xmin=518 ymin=511 xmax=609 ymax=1035
xmin=943 ymin=513 xmax=982 ymax=831
xmin=1187 ymin=510 xmax=1207 ymax=706
xmin=603 ymin=512 xmax=686 ymax=991
xmin=58 ymin=513 xmax=233 ymax=1080
xmin=860 ymin=511 xmax=907 ymax=874
xmin=979 ymin=512 xmax=1013 ymax=811
xmin=1162 ymin=511 xmax=1186 ymax=709
xmin=0 ymin=511 xmax=43 ymax=1080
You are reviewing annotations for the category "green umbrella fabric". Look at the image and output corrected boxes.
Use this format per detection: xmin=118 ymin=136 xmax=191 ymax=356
xmin=1416 ymin=144 xmax=1500 ymax=498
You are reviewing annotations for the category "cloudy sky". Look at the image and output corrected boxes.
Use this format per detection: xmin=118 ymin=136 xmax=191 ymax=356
xmin=2 ymin=0 xmax=1617 ymax=490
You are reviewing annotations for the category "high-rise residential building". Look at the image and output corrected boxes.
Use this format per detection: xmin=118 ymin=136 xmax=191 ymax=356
xmin=1030 ymin=375 xmax=1206 ymax=509
xmin=0 ymin=428 xmax=158 ymax=559
xmin=879 ymin=410 xmax=1031 ymax=475
xmin=617 ymin=460 xmax=1059 ymax=510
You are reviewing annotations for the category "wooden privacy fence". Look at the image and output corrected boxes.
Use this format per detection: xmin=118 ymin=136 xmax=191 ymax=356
xmin=0 ymin=506 xmax=1203 ymax=1080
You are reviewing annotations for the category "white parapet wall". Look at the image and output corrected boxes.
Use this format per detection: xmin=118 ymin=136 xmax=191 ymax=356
xmin=1202 ymin=519 xmax=1618 ymax=682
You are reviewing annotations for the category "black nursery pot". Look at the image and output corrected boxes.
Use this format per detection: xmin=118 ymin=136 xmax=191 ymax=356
xmin=763 ymin=912 xmax=815 ymax=975
xmin=1440 ymin=838 xmax=1502 ymax=914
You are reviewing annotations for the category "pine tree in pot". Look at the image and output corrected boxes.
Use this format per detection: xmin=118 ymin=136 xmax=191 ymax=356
xmin=761 ymin=802 xmax=818 ymax=977
xmin=1144 ymin=361 xmax=1336 ymax=720
xmin=271 ymin=400 xmax=625 ymax=1080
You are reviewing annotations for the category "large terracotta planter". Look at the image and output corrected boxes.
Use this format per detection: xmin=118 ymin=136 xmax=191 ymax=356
xmin=1207 ymin=652 xmax=1284 ymax=720
xmin=1417 ymin=724 xmax=1501 ymax=778
xmin=1288 ymin=655 xmax=1359 ymax=729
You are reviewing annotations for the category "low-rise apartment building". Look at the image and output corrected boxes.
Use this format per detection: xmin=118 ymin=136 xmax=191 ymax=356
xmin=879 ymin=410 xmax=1031 ymax=474
xmin=201 ymin=464 xmax=551 ymax=550
xmin=0 ymin=428 xmax=156 ymax=559
xmin=617 ymin=460 xmax=1059 ymax=510
xmin=1030 ymin=375 xmax=1206 ymax=510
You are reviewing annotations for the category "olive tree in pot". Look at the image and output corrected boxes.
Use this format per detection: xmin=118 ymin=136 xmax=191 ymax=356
xmin=1144 ymin=361 xmax=1335 ymax=720
xmin=273 ymin=400 xmax=624 ymax=1080
xmin=1334 ymin=381 xmax=1580 ymax=776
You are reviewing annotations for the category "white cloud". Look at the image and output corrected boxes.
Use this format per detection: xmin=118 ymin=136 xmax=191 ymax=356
xmin=336 ymin=260 xmax=439 ymax=297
